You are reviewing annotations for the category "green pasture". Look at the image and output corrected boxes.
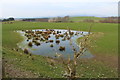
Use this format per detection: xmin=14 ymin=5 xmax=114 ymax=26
xmin=2 ymin=21 xmax=118 ymax=78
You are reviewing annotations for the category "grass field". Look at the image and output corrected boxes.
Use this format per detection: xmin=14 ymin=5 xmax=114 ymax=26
xmin=2 ymin=21 xmax=118 ymax=78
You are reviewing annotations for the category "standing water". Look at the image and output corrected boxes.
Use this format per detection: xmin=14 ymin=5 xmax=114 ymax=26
xmin=17 ymin=29 xmax=93 ymax=59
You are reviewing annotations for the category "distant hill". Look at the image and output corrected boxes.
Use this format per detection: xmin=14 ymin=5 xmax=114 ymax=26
xmin=69 ymin=16 xmax=104 ymax=22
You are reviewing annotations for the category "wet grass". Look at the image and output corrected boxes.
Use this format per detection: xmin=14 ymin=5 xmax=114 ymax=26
xmin=2 ymin=21 xmax=118 ymax=78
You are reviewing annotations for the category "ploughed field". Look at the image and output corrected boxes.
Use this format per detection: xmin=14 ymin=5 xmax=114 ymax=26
xmin=2 ymin=21 xmax=118 ymax=78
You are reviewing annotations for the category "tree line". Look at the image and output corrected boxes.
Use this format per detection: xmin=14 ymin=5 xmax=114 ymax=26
xmin=2 ymin=17 xmax=15 ymax=22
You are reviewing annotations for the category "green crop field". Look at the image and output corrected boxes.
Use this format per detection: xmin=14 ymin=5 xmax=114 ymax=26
xmin=2 ymin=21 xmax=118 ymax=78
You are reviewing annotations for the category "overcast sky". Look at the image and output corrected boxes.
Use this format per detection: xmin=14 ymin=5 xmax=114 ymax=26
xmin=1 ymin=0 xmax=119 ymax=18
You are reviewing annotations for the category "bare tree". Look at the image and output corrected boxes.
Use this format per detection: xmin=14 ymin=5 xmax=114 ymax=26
xmin=55 ymin=24 xmax=93 ymax=79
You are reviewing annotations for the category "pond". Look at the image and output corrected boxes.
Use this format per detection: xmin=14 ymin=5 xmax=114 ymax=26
xmin=17 ymin=29 xmax=93 ymax=59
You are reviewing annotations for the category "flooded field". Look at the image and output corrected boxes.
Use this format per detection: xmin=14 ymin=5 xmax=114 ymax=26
xmin=17 ymin=29 xmax=93 ymax=59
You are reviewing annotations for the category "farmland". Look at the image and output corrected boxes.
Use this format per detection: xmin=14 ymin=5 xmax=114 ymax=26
xmin=69 ymin=16 xmax=104 ymax=22
xmin=2 ymin=20 xmax=118 ymax=78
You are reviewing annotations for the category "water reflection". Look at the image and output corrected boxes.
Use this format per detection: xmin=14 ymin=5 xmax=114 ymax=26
xmin=17 ymin=29 xmax=93 ymax=59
